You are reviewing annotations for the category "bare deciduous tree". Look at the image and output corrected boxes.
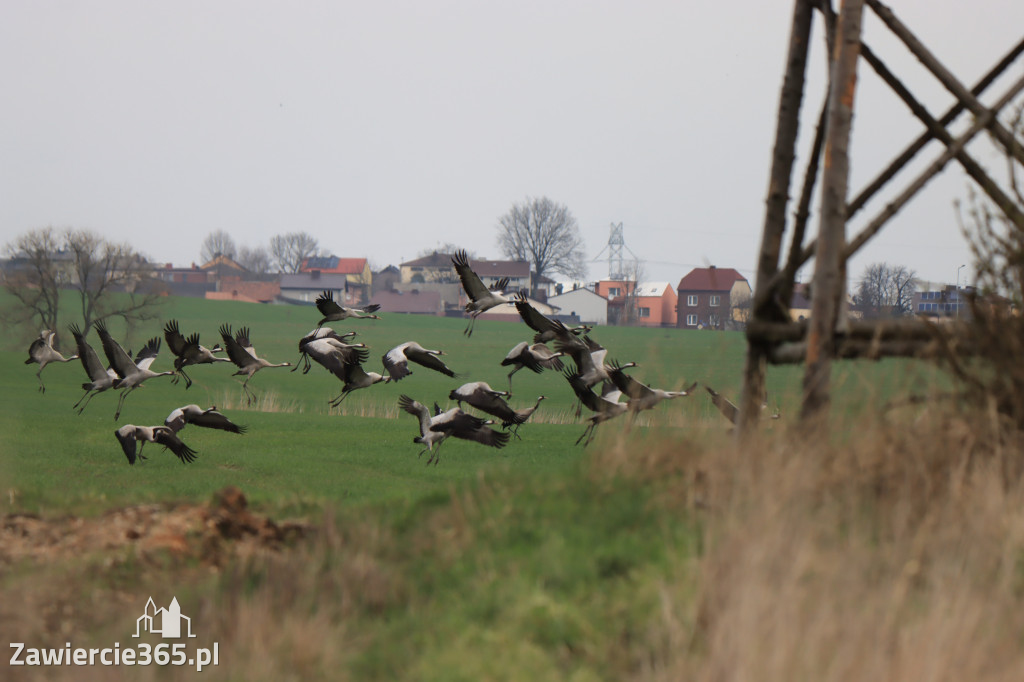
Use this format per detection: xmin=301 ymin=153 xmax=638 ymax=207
xmin=497 ymin=197 xmax=587 ymax=291
xmin=2 ymin=228 xmax=162 ymax=344
xmin=63 ymin=229 xmax=163 ymax=333
xmin=958 ymin=106 xmax=1024 ymax=303
xmin=200 ymin=230 xmax=237 ymax=263
xmin=2 ymin=227 xmax=65 ymax=344
xmin=942 ymin=105 xmax=1024 ymax=426
xmin=853 ymin=262 xmax=918 ymax=318
xmin=270 ymin=232 xmax=322 ymax=274
xmin=237 ymin=245 xmax=273 ymax=276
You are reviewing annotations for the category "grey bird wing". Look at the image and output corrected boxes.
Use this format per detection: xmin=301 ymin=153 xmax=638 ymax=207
xmin=164 ymin=320 xmax=188 ymax=357
xmin=433 ymin=409 xmax=489 ymax=435
xmin=134 ymin=337 xmax=162 ymax=371
xmin=608 ymin=363 xmax=649 ymax=401
xmin=94 ymin=320 xmax=136 ymax=378
xmin=383 ymin=346 xmax=412 ymax=381
xmin=114 ymin=425 xmax=139 ymax=465
xmin=234 ymin=327 xmax=256 ymax=356
xmin=451 ymin=249 xmax=490 ymax=302
xmin=321 ymin=338 xmax=370 ymax=365
xmin=705 ymin=385 xmax=739 ymax=425
xmin=154 ymin=427 xmax=198 ymax=464
xmin=190 ymin=408 xmax=247 ymax=434
xmin=27 ymin=337 xmax=46 ymax=360
xmin=563 ymin=369 xmax=605 ymax=412
xmin=182 ymin=333 xmax=205 ymax=360
xmin=468 ymin=392 xmax=518 ymax=422
xmin=342 ymin=358 xmax=370 ymax=384
xmin=219 ymin=324 xmax=257 ymax=367
xmin=398 ymin=394 xmax=431 ymax=436
xmin=515 ymin=292 xmax=557 ymax=334
xmin=164 ymin=407 xmax=187 ymax=434
xmin=531 ymin=344 xmax=565 ymax=371
xmin=69 ymin=324 xmax=109 ymax=382
xmin=407 ymin=348 xmax=456 ymax=377
xmin=456 ymin=422 xmax=511 ymax=449
xmin=315 ymin=290 xmax=344 ymax=317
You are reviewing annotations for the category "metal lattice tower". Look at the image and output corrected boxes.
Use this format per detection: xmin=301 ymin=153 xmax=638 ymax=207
xmin=607 ymin=222 xmax=625 ymax=280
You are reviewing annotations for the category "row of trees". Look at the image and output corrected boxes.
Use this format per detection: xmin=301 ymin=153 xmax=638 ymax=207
xmin=199 ymin=230 xmax=324 ymax=275
xmin=2 ymin=228 xmax=162 ymax=348
xmin=1 ymin=196 xmax=592 ymax=346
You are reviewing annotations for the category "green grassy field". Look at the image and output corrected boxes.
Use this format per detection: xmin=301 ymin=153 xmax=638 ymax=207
xmin=2 ymin=295 xmax=972 ymax=681
xmin=1 ymin=294 xmax=942 ymax=517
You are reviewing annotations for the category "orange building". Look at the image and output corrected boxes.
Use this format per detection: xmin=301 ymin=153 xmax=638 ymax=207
xmin=595 ymin=280 xmax=678 ymax=327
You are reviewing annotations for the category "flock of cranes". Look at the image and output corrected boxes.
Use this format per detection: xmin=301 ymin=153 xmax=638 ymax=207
xmin=24 ymin=248 xmax=755 ymax=466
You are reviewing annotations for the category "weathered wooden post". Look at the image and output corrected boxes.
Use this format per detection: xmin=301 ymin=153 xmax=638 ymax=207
xmin=738 ymin=0 xmax=814 ymax=433
xmin=801 ymin=0 xmax=865 ymax=421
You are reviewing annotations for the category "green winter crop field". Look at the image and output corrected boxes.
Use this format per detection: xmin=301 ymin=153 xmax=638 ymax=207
xmin=0 ymin=294 xmax=937 ymax=517
xmin=3 ymin=294 xmax=979 ymax=682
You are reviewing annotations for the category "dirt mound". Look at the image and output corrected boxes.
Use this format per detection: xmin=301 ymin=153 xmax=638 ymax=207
xmin=1 ymin=487 xmax=311 ymax=567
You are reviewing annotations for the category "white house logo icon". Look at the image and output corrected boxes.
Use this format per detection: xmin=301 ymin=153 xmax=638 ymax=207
xmin=133 ymin=597 xmax=197 ymax=639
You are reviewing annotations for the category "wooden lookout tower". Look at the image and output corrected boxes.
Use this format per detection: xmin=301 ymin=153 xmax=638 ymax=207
xmin=739 ymin=0 xmax=1024 ymax=430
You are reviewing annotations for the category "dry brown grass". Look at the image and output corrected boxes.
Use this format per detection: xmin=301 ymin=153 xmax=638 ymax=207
xmin=592 ymin=405 xmax=1024 ymax=681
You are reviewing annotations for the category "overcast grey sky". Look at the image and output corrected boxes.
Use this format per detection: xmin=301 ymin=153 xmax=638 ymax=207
xmin=2 ymin=1 xmax=1022 ymax=288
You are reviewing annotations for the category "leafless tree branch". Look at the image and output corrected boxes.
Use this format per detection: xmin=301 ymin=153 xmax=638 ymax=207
xmin=496 ymin=197 xmax=587 ymax=291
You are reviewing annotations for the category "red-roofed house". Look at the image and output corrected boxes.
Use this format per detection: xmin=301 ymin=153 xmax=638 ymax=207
xmin=301 ymin=255 xmax=371 ymax=303
xmin=676 ymin=266 xmax=751 ymax=329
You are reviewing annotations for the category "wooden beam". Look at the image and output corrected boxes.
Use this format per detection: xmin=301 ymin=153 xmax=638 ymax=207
xmin=866 ymin=0 xmax=1024 ymax=167
xmin=738 ymin=0 xmax=814 ymax=433
xmin=780 ymin=94 xmax=829 ymax=307
xmin=844 ymin=71 xmax=1024 ymax=258
xmin=848 ymin=34 xmax=1024 ymax=218
xmin=748 ymin=318 xmax=970 ymax=344
xmin=772 ymin=338 xmax=953 ymax=363
xmin=802 ymin=0 xmax=865 ymax=422
xmin=760 ymin=36 xmax=1024 ymax=290
xmin=859 ymin=43 xmax=1024 ymax=228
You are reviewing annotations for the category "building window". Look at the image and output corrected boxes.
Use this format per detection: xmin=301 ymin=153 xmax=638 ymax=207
xmin=686 ymin=314 xmax=698 ymax=326
xmin=638 ymin=307 xmax=650 ymax=318
xmin=609 ymin=287 xmax=621 ymax=297
xmin=710 ymin=295 xmax=721 ymax=307
xmin=687 ymin=295 xmax=698 ymax=306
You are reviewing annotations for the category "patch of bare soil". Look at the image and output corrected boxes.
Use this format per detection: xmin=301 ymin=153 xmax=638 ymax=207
xmin=0 ymin=487 xmax=312 ymax=568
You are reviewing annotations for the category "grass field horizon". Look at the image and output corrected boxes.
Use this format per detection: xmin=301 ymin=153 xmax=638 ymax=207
xmin=2 ymin=293 xmax=941 ymax=517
